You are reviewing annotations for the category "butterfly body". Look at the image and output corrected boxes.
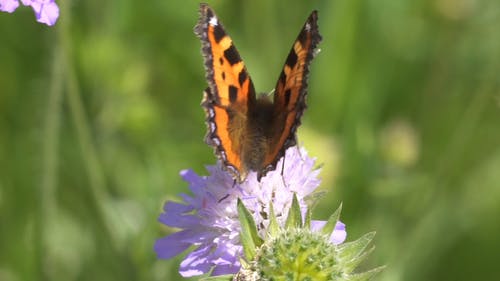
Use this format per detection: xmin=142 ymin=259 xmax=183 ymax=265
xmin=196 ymin=4 xmax=321 ymax=182
xmin=242 ymin=97 xmax=275 ymax=171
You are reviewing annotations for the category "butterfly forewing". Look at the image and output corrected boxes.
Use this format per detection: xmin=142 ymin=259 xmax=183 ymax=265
xmin=263 ymin=11 xmax=322 ymax=170
xmin=196 ymin=4 xmax=256 ymax=108
xmin=196 ymin=4 xmax=257 ymax=181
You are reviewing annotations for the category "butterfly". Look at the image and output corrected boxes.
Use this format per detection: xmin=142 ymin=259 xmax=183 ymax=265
xmin=195 ymin=4 xmax=322 ymax=182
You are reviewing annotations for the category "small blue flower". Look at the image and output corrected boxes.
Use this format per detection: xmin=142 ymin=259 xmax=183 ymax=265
xmin=0 ymin=0 xmax=59 ymax=26
xmin=154 ymin=146 xmax=346 ymax=277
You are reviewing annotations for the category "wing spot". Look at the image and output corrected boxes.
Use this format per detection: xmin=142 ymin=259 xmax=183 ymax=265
xmin=229 ymin=85 xmax=238 ymax=103
xmin=209 ymin=16 xmax=218 ymax=26
xmin=219 ymin=57 xmax=224 ymax=65
xmin=213 ymin=24 xmax=225 ymax=42
xmin=286 ymin=50 xmax=298 ymax=68
xmin=238 ymin=70 xmax=247 ymax=86
xmin=284 ymin=89 xmax=292 ymax=106
xmin=224 ymin=45 xmax=241 ymax=65
xmin=222 ymin=72 xmax=226 ymax=80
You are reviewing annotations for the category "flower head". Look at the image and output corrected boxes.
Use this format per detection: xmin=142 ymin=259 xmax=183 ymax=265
xmin=236 ymin=198 xmax=383 ymax=281
xmin=154 ymin=146 xmax=346 ymax=277
xmin=0 ymin=0 xmax=59 ymax=26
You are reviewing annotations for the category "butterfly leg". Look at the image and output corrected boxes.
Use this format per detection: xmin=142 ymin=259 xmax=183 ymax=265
xmin=295 ymin=144 xmax=304 ymax=160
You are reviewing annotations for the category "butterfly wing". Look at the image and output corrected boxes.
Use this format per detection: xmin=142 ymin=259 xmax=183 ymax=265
xmin=263 ymin=11 xmax=322 ymax=173
xmin=195 ymin=4 xmax=257 ymax=181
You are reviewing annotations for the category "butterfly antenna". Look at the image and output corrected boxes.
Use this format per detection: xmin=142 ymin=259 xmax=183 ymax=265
xmin=280 ymin=152 xmax=287 ymax=187
xmin=295 ymin=140 xmax=305 ymax=161
xmin=295 ymin=136 xmax=304 ymax=160
xmin=218 ymin=193 xmax=230 ymax=203
xmin=217 ymin=179 xmax=237 ymax=203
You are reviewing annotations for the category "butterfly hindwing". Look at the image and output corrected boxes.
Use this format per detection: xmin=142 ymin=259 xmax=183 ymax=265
xmin=195 ymin=4 xmax=256 ymax=180
xmin=263 ymin=11 xmax=322 ymax=172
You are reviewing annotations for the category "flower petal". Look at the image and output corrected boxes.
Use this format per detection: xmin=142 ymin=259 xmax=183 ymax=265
xmin=158 ymin=201 xmax=199 ymax=228
xmin=23 ymin=0 xmax=58 ymax=26
xmin=179 ymin=245 xmax=213 ymax=277
xmin=34 ymin=1 xmax=59 ymax=26
xmin=154 ymin=230 xmax=193 ymax=259
xmin=311 ymin=220 xmax=347 ymax=245
xmin=331 ymin=221 xmax=347 ymax=244
xmin=0 ymin=0 xmax=19 ymax=13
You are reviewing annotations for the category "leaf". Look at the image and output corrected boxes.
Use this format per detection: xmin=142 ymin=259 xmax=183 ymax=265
xmin=237 ymin=198 xmax=262 ymax=261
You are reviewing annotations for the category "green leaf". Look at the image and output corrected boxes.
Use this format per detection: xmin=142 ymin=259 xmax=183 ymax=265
xmin=321 ymin=202 xmax=343 ymax=236
xmin=237 ymin=198 xmax=262 ymax=261
xmin=285 ymin=193 xmax=302 ymax=229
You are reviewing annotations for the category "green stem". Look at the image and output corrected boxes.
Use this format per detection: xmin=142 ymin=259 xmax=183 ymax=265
xmin=58 ymin=0 xmax=118 ymax=250
xmin=37 ymin=37 xmax=64 ymax=281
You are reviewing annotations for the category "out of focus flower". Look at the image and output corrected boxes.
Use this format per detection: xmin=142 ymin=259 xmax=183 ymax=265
xmin=154 ymin=147 xmax=346 ymax=277
xmin=379 ymin=119 xmax=420 ymax=168
xmin=0 ymin=0 xmax=59 ymax=26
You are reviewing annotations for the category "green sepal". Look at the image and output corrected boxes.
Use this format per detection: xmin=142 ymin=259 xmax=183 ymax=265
xmin=344 ymin=266 xmax=386 ymax=281
xmin=267 ymin=201 xmax=279 ymax=236
xmin=336 ymin=232 xmax=375 ymax=265
xmin=304 ymin=207 xmax=312 ymax=230
xmin=237 ymin=198 xmax=263 ymax=261
xmin=321 ymin=202 xmax=343 ymax=236
xmin=340 ymin=246 xmax=376 ymax=274
xmin=200 ymin=274 xmax=233 ymax=281
xmin=285 ymin=193 xmax=302 ymax=229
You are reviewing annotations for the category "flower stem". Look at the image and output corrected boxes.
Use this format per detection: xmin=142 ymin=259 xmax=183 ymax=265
xmin=37 ymin=31 xmax=64 ymax=281
xmin=59 ymin=0 xmax=118 ymax=250
xmin=37 ymin=2 xmax=120 ymax=279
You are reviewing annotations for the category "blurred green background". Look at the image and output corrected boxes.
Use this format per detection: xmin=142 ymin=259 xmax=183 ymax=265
xmin=1 ymin=0 xmax=499 ymax=280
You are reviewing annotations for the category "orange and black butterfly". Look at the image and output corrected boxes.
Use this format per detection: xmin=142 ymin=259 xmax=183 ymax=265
xmin=195 ymin=4 xmax=321 ymax=182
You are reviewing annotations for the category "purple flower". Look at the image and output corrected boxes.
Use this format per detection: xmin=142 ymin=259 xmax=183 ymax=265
xmin=0 ymin=0 xmax=18 ymax=12
xmin=0 ymin=0 xmax=59 ymax=26
xmin=154 ymin=146 xmax=346 ymax=277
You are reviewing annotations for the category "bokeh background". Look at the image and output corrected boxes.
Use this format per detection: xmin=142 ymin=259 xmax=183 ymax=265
xmin=1 ymin=0 xmax=499 ymax=280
